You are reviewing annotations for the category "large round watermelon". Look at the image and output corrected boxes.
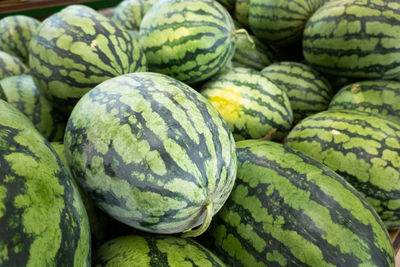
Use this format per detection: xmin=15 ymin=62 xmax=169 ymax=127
xmin=29 ymin=5 xmax=147 ymax=113
xmin=64 ymin=72 xmax=237 ymax=237
xmin=0 ymin=99 xmax=90 ymax=266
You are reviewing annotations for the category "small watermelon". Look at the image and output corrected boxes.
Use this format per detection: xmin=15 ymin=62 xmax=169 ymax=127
xmin=0 ymin=100 xmax=90 ymax=266
xmin=329 ymin=80 xmax=400 ymax=124
xmin=112 ymin=0 xmax=159 ymax=31
xmin=0 ymin=50 xmax=29 ymax=80
xmin=204 ymin=139 xmax=394 ymax=267
xmin=64 ymin=72 xmax=237 ymax=237
xmin=199 ymin=67 xmax=293 ymax=141
xmin=0 ymin=75 xmax=66 ymax=141
xmin=261 ymin=61 xmax=333 ymax=123
xmin=232 ymin=34 xmax=276 ymax=71
xmin=139 ymin=0 xmax=236 ymax=84
xmin=249 ymin=0 xmax=328 ymax=46
xmin=286 ymin=109 xmax=400 ymax=229
xmin=29 ymin=5 xmax=147 ymax=113
xmin=0 ymin=15 xmax=40 ymax=64
xmin=93 ymin=235 xmax=226 ymax=266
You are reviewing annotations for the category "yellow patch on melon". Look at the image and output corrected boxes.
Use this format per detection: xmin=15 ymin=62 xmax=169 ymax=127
xmin=209 ymin=88 xmax=242 ymax=122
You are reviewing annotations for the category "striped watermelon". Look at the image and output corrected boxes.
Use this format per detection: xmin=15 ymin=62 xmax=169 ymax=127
xmin=329 ymin=80 xmax=400 ymax=124
xmin=249 ymin=0 xmax=328 ymax=46
xmin=0 ymin=51 xmax=29 ymax=80
xmin=204 ymin=139 xmax=395 ymax=267
xmin=112 ymin=0 xmax=159 ymax=31
xmin=235 ymin=0 xmax=250 ymax=28
xmin=0 ymin=75 xmax=66 ymax=141
xmin=0 ymin=15 xmax=40 ymax=64
xmin=64 ymin=72 xmax=237 ymax=237
xmin=261 ymin=61 xmax=333 ymax=123
xmin=199 ymin=67 xmax=293 ymax=141
xmin=303 ymin=0 xmax=400 ymax=79
xmin=232 ymin=34 xmax=275 ymax=71
xmin=94 ymin=235 xmax=226 ymax=266
xmin=29 ymin=5 xmax=147 ymax=114
xmin=139 ymin=0 xmax=236 ymax=84
xmin=0 ymin=99 xmax=90 ymax=266
xmin=286 ymin=109 xmax=400 ymax=229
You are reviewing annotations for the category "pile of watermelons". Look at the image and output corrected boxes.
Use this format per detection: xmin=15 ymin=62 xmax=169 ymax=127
xmin=0 ymin=0 xmax=399 ymax=266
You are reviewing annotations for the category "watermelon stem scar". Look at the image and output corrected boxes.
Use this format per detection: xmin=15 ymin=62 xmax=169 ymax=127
xmin=232 ymin=29 xmax=255 ymax=48
xmin=182 ymin=201 xmax=214 ymax=238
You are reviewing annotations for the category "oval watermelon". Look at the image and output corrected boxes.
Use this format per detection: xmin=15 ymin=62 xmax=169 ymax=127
xmin=0 ymin=99 xmax=90 ymax=266
xmin=64 ymin=72 xmax=237 ymax=237
xmin=29 ymin=5 xmax=147 ymax=114
xmin=303 ymin=0 xmax=400 ymax=79
xmin=93 ymin=235 xmax=226 ymax=266
xmin=204 ymin=139 xmax=394 ymax=267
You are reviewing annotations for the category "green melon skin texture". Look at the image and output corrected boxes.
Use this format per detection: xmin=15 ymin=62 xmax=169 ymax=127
xmin=29 ymin=5 xmax=147 ymax=114
xmin=64 ymin=72 xmax=237 ymax=235
xmin=200 ymin=67 xmax=293 ymax=141
xmin=235 ymin=0 xmax=250 ymax=28
xmin=0 ymin=75 xmax=66 ymax=141
xmin=303 ymin=0 xmax=400 ymax=79
xmin=286 ymin=109 xmax=400 ymax=229
xmin=205 ymin=139 xmax=395 ymax=267
xmin=139 ymin=0 xmax=236 ymax=85
xmin=249 ymin=0 xmax=328 ymax=47
xmin=0 ymin=51 xmax=29 ymax=80
xmin=112 ymin=0 xmax=159 ymax=31
xmin=0 ymin=100 xmax=90 ymax=266
xmin=261 ymin=61 xmax=333 ymax=123
xmin=93 ymin=235 xmax=226 ymax=267
xmin=232 ymin=34 xmax=276 ymax=71
xmin=0 ymin=15 xmax=40 ymax=64
xmin=329 ymin=80 xmax=400 ymax=124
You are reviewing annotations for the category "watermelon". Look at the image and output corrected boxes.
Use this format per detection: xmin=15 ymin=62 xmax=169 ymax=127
xmin=0 ymin=15 xmax=40 ymax=64
xmin=112 ymin=0 xmax=159 ymax=31
xmin=235 ymin=0 xmax=250 ymax=28
xmin=329 ymin=80 xmax=400 ymax=124
xmin=93 ymin=235 xmax=226 ymax=266
xmin=29 ymin=5 xmax=147 ymax=114
xmin=204 ymin=139 xmax=395 ymax=267
xmin=249 ymin=0 xmax=328 ymax=47
xmin=303 ymin=0 xmax=400 ymax=79
xmin=286 ymin=109 xmax=400 ymax=229
xmin=232 ymin=34 xmax=275 ymax=71
xmin=0 ymin=100 xmax=90 ymax=266
xmin=0 ymin=51 xmax=29 ymax=80
xmin=199 ymin=67 xmax=293 ymax=141
xmin=0 ymin=75 xmax=66 ymax=141
xmin=139 ymin=0 xmax=236 ymax=84
xmin=64 ymin=72 xmax=237 ymax=237
xmin=261 ymin=61 xmax=333 ymax=123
